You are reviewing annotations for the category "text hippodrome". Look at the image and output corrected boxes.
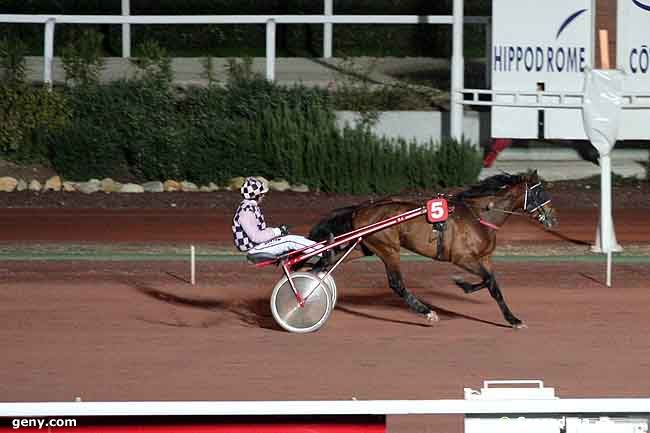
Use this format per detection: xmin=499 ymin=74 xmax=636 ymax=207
xmin=493 ymin=45 xmax=588 ymax=73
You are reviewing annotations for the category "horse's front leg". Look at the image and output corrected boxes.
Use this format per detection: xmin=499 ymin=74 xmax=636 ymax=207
xmin=483 ymin=267 xmax=525 ymax=329
xmin=453 ymin=260 xmax=489 ymax=294
xmin=453 ymin=276 xmax=487 ymax=294
xmin=383 ymin=257 xmax=439 ymax=322
xmin=454 ymin=258 xmax=524 ymax=328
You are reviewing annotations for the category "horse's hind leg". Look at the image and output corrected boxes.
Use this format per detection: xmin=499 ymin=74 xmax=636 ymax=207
xmin=361 ymin=227 xmax=437 ymax=322
xmin=380 ymin=252 xmax=438 ymax=322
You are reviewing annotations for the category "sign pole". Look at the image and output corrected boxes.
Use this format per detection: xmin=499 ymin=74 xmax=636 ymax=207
xmin=584 ymin=30 xmax=623 ymax=288
xmin=600 ymin=152 xmax=613 ymax=287
xmin=600 ymin=29 xmax=612 ymax=288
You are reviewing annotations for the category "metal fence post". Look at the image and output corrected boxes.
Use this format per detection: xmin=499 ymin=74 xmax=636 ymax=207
xmin=122 ymin=0 xmax=131 ymax=58
xmin=324 ymin=0 xmax=333 ymax=58
xmin=450 ymin=0 xmax=465 ymax=142
xmin=266 ymin=18 xmax=276 ymax=81
xmin=44 ymin=18 xmax=56 ymax=89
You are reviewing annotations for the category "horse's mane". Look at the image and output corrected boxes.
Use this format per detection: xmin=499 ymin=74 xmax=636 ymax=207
xmin=454 ymin=172 xmax=530 ymax=200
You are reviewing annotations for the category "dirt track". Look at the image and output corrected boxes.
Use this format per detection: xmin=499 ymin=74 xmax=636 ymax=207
xmin=2 ymin=258 xmax=650 ymax=433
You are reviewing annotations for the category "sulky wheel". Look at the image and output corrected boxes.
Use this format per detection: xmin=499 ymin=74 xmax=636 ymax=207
xmin=270 ymin=271 xmax=333 ymax=333
xmin=316 ymin=272 xmax=337 ymax=308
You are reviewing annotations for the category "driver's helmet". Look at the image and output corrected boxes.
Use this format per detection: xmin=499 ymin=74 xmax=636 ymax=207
xmin=240 ymin=177 xmax=269 ymax=200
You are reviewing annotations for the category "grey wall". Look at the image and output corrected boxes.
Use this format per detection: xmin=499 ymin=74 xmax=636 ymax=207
xmin=335 ymin=110 xmax=491 ymax=148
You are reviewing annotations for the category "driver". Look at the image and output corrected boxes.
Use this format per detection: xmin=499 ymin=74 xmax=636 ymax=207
xmin=232 ymin=177 xmax=321 ymax=259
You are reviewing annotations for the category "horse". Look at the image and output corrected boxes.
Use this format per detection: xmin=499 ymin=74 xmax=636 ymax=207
xmin=308 ymin=171 xmax=558 ymax=328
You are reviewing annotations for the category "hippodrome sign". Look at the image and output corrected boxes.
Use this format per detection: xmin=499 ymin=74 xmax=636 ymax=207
xmin=617 ymin=0 xmax=650 ymax=140
xmin=492 ymin=0 xmax=595 ymax=139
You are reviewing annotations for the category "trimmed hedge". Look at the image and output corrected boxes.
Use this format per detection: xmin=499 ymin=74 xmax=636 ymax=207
xmin=0 ymin=84 xmax=71 ymax=162
xmin=2 ymin=73 xmax=482 ymax=193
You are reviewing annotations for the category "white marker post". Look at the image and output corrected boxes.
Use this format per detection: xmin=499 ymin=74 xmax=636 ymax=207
xmin=582 ymin=33 xmax=624 ymax=287
xmin=190 ymin=245 xmax=196 ymax=285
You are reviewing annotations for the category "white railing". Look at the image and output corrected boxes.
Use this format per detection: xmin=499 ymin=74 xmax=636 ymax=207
xmin=1 ymin=14 xmax=471 ymax=24
xmin=459 ymin=89 xmax=650 ymax=108
xmin=0 ymin=5 xmax=489 ymax=141
xmin=1 ymin=398 xmax=649 ymax=417
xmin=2 ymin=13 xmax=466 ymax=84
xmin=101 ymin=0 xmax=491 ymax=60
xmin=0 ymin=381 xmax=647 ymax=432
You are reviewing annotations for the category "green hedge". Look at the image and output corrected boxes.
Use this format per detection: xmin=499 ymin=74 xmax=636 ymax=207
xmin=0 ymin=84 xmax=71 ymax=162
xmin=2 ymin=75 xmax=482 ymax=193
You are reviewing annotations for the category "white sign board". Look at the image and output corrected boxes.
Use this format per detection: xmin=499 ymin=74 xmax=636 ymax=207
xmin=492 ymin=0 xmax=595 ymax=139
xmin=617 ymin=0 xmax=650 ymax=139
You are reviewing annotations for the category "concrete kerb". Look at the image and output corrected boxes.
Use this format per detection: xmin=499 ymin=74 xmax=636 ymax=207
xmin=23 ymin=56 xmax=452 ymax=88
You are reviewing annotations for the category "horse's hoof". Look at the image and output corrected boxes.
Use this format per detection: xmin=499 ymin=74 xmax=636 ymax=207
xmin=512 ymin=322 xmax=527 ymax=329
xmin=425 ymin=311 xmax=439 ymax=322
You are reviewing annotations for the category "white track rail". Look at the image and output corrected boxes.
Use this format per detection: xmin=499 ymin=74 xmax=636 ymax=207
xmin=0 ymin=14 xmax=459 ymax=24
xmin=459 ymin=88 xmax=650 ymax=109
xmin=0 ymin=399 xmax=649 ymax=417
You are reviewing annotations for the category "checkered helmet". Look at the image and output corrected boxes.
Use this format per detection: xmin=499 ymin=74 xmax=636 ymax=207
xmin=240 ymin=177 xmax=269 ymax=200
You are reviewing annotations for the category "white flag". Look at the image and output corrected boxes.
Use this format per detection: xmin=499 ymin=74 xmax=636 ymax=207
xmin=582 ymin=69 xmax=624 ymax=156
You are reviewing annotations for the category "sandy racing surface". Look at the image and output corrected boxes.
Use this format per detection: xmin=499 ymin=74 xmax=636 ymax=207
xmin=1 ymin=186 xmax=650 ymax=433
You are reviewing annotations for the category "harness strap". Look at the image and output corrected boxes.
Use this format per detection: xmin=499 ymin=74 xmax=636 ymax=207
xmin=459 ymin=199 xmax=502 ymax=232
xmin=479 ymin=219 xmax=500 ymax=231
xmin=436 ymin=227 xmax=445 ymax=260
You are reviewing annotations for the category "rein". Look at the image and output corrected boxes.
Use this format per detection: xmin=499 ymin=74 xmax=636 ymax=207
xmin=453 ymin=198 xmax=529 ymax=231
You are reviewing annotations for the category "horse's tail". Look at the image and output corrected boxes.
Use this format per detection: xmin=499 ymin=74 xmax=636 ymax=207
xmin=309 ymin=205 xmax=374 ymax=257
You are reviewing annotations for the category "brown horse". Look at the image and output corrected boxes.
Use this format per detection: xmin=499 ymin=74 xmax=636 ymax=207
xmin=309 ymin=171 xmax=558 ymax=328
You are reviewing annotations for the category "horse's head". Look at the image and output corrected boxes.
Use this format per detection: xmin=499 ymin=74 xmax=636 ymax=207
xmin=519 ymin=171 xmax=558 ymax=229
xmin=456 ymin=172 xmax=556 ymax=230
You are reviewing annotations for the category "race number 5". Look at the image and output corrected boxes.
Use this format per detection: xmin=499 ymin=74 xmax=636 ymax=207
xmin=426 ymin=198 xmax=449 ymax=223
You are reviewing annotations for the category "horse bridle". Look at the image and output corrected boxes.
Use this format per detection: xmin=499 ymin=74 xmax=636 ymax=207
xmin=460 ymin=182 xmax=552 ymax=229
xmin=523 ymin=182 xmax=553 ymax=226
